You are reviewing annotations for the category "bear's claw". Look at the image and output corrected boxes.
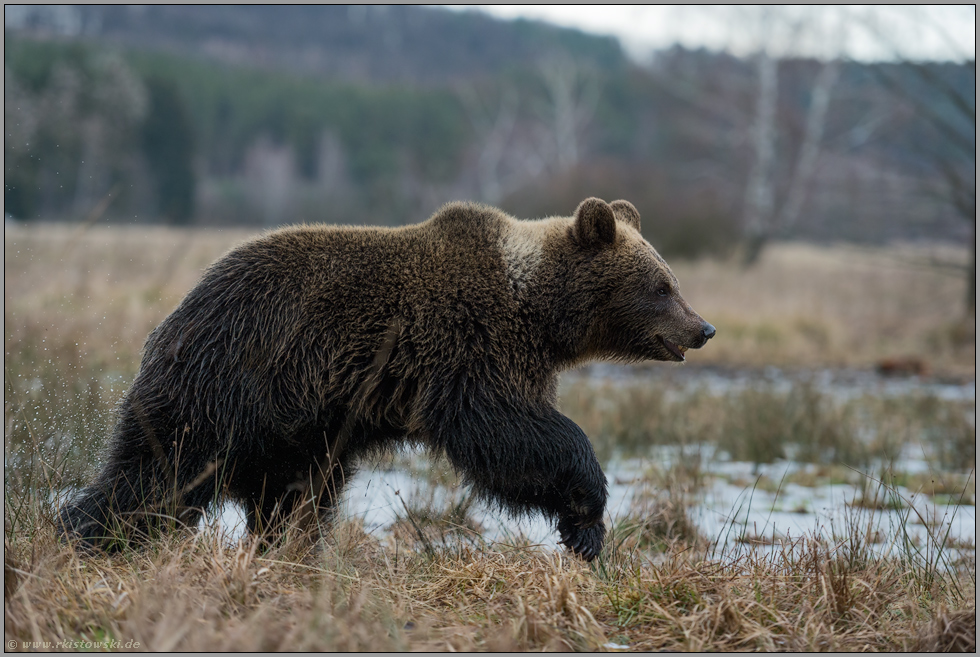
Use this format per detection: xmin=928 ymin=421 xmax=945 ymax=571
xmin=558 ymin=518 xmax=606 ymax=562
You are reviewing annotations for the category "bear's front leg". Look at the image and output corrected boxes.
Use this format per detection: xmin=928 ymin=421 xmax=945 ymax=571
xmin=431 ymin=393 xmax=608 ymax=561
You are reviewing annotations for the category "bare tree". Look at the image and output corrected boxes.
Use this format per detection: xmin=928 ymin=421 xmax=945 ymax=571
xmin=739 ymin=7 xmax=846 ymax=264
xmin=459 ymin=85 xmax=522 ymax=203
xmin=741 ymin=44 xmax=778 ymax=263
xmin=778 ymin=59 xmax=840 ymax=233
xmin=243 ymin=136 xmax=297 ymax=226
xmin=535 ymin=52 xmax=600 ymax=173
xmin=875 ymin=61 xmax=975 ymax=310
xmin=856 ymin=7 xmax=975 ymax=310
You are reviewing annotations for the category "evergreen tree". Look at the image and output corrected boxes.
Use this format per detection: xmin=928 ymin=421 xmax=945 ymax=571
xmin=143 ymin=76 xmax=196 ymax=224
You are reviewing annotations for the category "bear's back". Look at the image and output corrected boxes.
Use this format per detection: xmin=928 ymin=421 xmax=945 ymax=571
xmin=172 ymin=203 xmax=528 ymax=357
xmin=237 ymin=202 xmax=509 ymax=299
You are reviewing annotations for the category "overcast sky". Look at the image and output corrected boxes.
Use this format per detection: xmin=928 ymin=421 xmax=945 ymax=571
xmin=445 ymin=5 xmax=975 ymax=63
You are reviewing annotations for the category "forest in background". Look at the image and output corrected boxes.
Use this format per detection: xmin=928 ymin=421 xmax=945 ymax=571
xmin=3 ymin=5 xmax=974 ymax=261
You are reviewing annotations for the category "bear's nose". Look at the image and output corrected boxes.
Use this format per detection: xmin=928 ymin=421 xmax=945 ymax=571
xmin=702 ymin=322 xmax=716 ymax=340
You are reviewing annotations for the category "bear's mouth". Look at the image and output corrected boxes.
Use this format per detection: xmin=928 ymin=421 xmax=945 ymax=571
xmin=658 ymin=335 xmax=688 ymax=361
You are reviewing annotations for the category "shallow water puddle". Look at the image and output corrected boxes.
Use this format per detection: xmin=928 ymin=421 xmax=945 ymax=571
xmin=570 ymin=363 xmax=977 ymax=403
xmin=212 ymin=453 xmax=976 ymax=561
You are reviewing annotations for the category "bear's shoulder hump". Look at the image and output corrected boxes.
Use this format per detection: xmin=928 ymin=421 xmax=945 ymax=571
xmin=426 ymin=201 xmax=507 ymax=238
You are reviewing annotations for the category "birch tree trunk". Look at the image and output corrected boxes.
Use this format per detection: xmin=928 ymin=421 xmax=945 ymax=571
xmin=538 ymin=53 xmax=599 ymax=173
xmin=459 ymin=87 xmax=520 ymax=204
xmin=742 ymin=49 xmax=777 ymax=265
xmin=779 ymin=59 xmax=840 ymax=233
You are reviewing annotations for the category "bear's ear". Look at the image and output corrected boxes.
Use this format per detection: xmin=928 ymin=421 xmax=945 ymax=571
xmin=573 ymin=197 xmax=616 ymax=248
xmin=610 ymin=200 xmax=641 ymax=232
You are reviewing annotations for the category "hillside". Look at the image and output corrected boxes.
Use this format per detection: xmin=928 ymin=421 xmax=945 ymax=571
xmin=4 ymin=6 xmax=974 ymax=257
xmin=4 ymin=5 xmax=627 ymax=83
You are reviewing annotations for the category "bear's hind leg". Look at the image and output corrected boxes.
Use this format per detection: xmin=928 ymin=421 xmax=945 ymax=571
xmin=245 ymin=486 xmax=304 ymax=537
xmin=240 ymin=457 xmax=356 ymax=542
xmin=59 ymin=420 xmax=219 ymax=550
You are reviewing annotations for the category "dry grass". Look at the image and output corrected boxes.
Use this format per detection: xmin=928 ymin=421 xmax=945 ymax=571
xmin=560 ymin=376 xmax=975 ymax=473
xmin=671 ymin=242 xmax=974 ymax=377
xmin=4 ymin=224 xmax=253 ymax=365
xmin=4 ymin=492 xmax=974 ymax=652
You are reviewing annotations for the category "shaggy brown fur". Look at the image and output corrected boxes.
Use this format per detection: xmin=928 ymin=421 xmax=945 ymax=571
xmin=59 ymin=197 xmax=714 ymax=560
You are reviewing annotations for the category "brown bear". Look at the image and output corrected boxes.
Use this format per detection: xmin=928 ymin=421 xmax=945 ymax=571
xmin=59 ymin=197 xmax=714 ymax=560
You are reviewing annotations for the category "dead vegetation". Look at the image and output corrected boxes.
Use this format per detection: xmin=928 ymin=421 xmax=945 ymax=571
xmin=4 ymin=491 xmax=974 ymax=652
xmin=669 ymin=242 xmax=975 ymax=377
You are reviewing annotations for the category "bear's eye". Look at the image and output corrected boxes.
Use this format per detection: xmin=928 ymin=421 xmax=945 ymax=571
xmin=656 ymin=287 xmax=669 ymax=297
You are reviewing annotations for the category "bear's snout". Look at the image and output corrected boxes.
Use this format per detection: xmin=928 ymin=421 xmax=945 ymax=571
xmin=686 ymin=320 xmax=715 ymax=350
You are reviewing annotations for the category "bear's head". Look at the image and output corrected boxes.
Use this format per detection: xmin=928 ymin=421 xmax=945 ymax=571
xmin=566 ymin=197 xmax=715 ymax=364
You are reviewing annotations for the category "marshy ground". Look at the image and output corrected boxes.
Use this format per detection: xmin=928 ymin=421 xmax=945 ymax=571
xmin=4 ymin=224 xmax=975 ymax=651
